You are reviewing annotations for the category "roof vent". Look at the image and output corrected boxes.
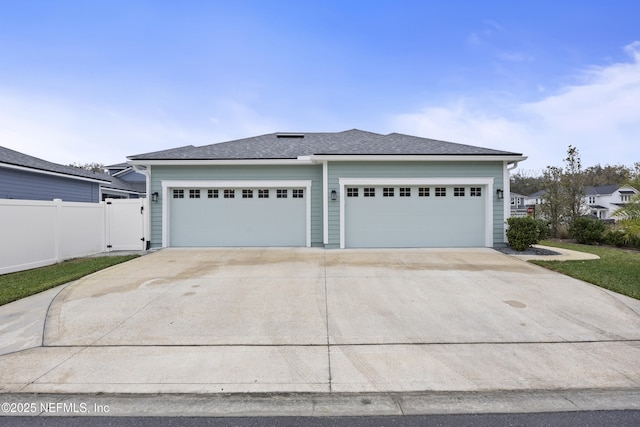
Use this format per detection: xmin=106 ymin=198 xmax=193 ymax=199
xmin=276 ymin=133 xmax=304 ymax=138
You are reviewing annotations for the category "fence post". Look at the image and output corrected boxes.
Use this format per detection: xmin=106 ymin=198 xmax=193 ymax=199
xmin=53 ymin=198 xmax=62 ymax=263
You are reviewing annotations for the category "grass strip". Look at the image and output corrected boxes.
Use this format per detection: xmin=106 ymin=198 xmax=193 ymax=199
xmin=532 ymin=241 xmax=640 ymax=300
xmin=0 ymin=255 xmax=139 ymax=306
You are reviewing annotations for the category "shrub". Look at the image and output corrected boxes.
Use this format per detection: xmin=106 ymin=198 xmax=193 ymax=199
xmin=535 ymin=219 xmax=551 ymax=240
xmin=603 ymin=229 xmax=627 ymax=247
xmin=569 ymin=217 xmax=606 ymax=245
xmin=506 ymin=217 xmax=541 ymax=251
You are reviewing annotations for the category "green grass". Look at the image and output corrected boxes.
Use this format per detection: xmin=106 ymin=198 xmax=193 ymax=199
xmin=0 ymin=255 xmax=139 ymax=306
xmin=532 ymin=241 xmax=640 ymax=300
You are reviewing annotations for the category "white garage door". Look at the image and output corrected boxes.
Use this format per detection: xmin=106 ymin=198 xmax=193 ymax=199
xmin=344 ymin=185 xmax=486 ymax=248
xmin=169 ymin=187 xmax=307 ymax=247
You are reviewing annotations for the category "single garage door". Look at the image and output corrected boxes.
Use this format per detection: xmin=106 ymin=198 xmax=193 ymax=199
xmin=344 ymin=185 xmax=486 ymax=247
xmin=169 ymin=187 xmax=306 ymax=247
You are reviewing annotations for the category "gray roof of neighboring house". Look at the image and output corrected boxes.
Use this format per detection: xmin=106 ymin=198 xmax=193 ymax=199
xmin=0 ymin=145 xmax=144 ymax=194
xmin=99 ymin=174 xmax=146 ymax=194
xmin=585 ymin=184 xmax=621 ymax=195
xmin=128 ymin=129 xmax=523 ymax=160
xmin=0 ymin=145 xmax=111 ymax=182
xmin=527 ymin=190 xmax=546 ymax=198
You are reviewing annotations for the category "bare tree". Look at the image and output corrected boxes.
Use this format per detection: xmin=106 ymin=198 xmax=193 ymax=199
xmin=69 ymin=162 xmax=106 ymax=173
xmin=562 ymin=145 xmax=586 ymax=222
xmin=540 ymin=165 xmax=565 ymax=238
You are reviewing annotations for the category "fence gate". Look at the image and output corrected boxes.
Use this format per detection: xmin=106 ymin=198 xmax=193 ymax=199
xmin=105 ymin=199 xmax=148 ymax=251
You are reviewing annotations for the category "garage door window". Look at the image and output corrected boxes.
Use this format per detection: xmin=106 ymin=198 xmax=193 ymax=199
xmin=419 ymin=187 xmax=430 ymax=197
xmin=293 ymin=189 xmax=304 ymax=198
xmin=189 ymin=189 xmax=201 ymax=199
xmin=364 ymin=187 xmax=375 ymax=197
xmin=208 ymin=189 xmax=219 ymax=199
xmin=454 ymin=187 xmax=465 ymax=197
xmin=347 ymin=188 xmax=358 ymax=197
xmin=258 ymin=189 xmax=269 ymax=198
xmin=400 ymin=187 xmax=411 ymax=197
xmin=471 ymin=187 xmax=482 ymax=197
xmin=277 ymin=189 xmax=288 ymax=198
xmin=435 ymin=187 xmax=446 ymax=197
xmin=242 ymin=189 xmax=253 ymax=198
xmin=224 ymin=189 xmax=235 ymax=198
xmin=173 ymin=189 xmax=184 ymax=199
xmin=383 ymin=187 xmax=394 ymax=197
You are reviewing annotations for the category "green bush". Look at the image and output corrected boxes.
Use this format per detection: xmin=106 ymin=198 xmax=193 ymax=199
xmin=570 ymin=217 xmax=606 ymax=245
xmin=535 ymin=219 xmax=551 ymax=240
xmin=603 ymin=229 xmax=627 ymax=247
xmin=506 ymin=217 xmax=541 ymax=251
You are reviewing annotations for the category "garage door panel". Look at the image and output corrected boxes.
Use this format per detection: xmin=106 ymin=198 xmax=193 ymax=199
xmin=345 ymin=185 xmax=485 ymax=248
xmin=170 ymin=187 xmax=306 ymax=247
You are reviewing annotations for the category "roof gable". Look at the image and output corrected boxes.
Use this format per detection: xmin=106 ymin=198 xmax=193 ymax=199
xmin=128 ymin=129 xmax=523 ymax=160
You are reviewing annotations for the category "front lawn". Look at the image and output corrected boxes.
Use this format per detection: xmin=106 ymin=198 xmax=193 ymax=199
xmin=0 ymin=255 xmax=139 ymax=306
xmin=532 ymin=241 xmax=640 ymax=300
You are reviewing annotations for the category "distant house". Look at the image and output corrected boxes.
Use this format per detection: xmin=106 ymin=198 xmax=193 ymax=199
xmin=0 ymin=146 xmax=145 ymax=202
xmin=585 ymin=184 xmax=639 ymax=220
xmin=510 ymin=192 xmax=528 ymax=217
xmin=516 ymin=185 xmax=639 ymax=220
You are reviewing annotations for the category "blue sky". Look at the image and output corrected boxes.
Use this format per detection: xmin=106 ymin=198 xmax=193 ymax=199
xmin=1 ymin=1 xmax=639 ymax=173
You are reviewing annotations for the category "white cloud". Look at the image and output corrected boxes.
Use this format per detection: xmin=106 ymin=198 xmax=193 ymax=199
xmin=390 ymin=41 xmax=640 ymax=172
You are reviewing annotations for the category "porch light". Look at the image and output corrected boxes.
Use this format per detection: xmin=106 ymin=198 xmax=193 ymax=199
xmin=496 ymin=189 xmax=504 ymax=200
xmin=152 ymin=192 xmax=159 ymax=202
xmin=331 ymin=189 xmax=337 ymax=201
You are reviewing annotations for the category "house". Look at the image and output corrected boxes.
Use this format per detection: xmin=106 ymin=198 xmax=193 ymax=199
xmin=519 ymin=185 xmax=639 ymax=220
xmin=586 ymin=184 xmax=639 ymax=220
xmin=103 ymin=162 xmax=147 ymax=200
xmin=0 ymin=146 xmax=144 ymax=202
xmin=510 ymin=192 xmax=528 ymax=217
xmin=128 ymin=129 xmax=526 ymax=249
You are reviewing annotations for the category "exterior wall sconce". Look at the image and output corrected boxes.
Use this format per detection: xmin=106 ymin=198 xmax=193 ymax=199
xmin=330 ymin=190 xmax=337 ymax=201
xmin=496 ymin=189 xmax=504 ymax=200
xmin=152 ymin=192 xmax=159 ymax=202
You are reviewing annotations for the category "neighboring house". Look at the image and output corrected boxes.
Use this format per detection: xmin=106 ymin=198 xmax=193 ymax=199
xmin=0 ymin=146 xmax=144 ymax=202
xmin=525 ymin=190 xmax=546 ymax=208
xmin=103 ymin=162 xmax=147 ymax=200
xmin=127 ymin=129 xmax=526 ymax=249
xmin=586 ymin=184 xmax=639 ymax=219
xmin=519 ymin=185 xmax=639 ymax=220
xmin=510 ymin=192 xmax=528 ymax=217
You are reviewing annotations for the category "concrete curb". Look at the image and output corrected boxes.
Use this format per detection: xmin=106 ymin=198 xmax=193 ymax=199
xmin=1 ymin=389 xmax=639 ymax=417
xmin=508 ymin=245 xmax=600 ymax=262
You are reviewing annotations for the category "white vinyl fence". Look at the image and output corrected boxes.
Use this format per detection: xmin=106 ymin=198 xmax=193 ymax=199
xmin=0 ymin=198 xmax=148 ymax=275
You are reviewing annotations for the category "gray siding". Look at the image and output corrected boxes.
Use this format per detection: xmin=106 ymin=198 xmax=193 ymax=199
xmin=0 ymin=167 xmax=100 ymax=202
xmin=326 ymin=161 xmax=505 ymax=247
xmin=149 ymin=164 xmax=323 ymax=247
xmin=118 ymin=169 xmax=146 ymax=182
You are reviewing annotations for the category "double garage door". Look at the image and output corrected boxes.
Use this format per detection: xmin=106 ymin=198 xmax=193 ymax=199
xmin=344 ymin=185 xmax=487 ymax=248
xmin=166 ymin=182 xmax=488 ymax=248
xmin=169 ymin=186 xmax=307 ymax=247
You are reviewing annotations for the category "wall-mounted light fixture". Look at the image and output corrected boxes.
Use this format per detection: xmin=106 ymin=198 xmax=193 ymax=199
xmin=330 ymin=189 xmax=337 ymax=201
xmin=496 ymin=189 xmax=504 ymax=200
xmin=152 ymin=192 xmax=159 ymax=202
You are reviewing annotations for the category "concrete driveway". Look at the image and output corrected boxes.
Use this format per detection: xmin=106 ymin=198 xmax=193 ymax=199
xmin=1 ymin=247 xmax=640 ymax=394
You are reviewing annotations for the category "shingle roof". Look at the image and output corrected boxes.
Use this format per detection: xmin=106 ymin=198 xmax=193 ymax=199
xmin=585 ymin=185 xmax=621 ymax=195
xmin=0 ymin=146 xmax=143 ymax=194
xmin=0 ymin=145 xmax=111 ymax=182
xmin=128 ymin=129 xmax=523 ymax=160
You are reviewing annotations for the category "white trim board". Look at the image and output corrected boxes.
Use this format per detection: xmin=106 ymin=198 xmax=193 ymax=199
xmin=160 ymin=179 xmax=312 ymax=248
xmin=338 ymin=177 xmax=494 ymax=248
